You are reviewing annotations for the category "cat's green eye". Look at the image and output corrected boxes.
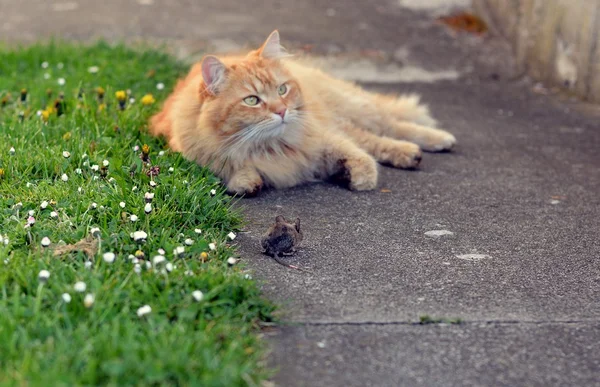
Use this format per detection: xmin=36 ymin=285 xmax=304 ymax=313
xmin=278 ymin=84 xmax=288 ymax=96
xmin=244 ymin=96 xmax=260 ymax=106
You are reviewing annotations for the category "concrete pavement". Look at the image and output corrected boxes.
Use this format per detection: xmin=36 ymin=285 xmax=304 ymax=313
xmin=2 ymin=0 xmax=599 ymax=385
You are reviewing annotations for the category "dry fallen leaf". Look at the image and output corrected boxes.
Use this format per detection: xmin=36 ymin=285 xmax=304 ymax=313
xmin=380 ymin=189 xmax=392 ymax=193
xmin=53 ymin=235 xmax=98 ymax=259
xmin=438 ymin=12 xmax=488 ymax=35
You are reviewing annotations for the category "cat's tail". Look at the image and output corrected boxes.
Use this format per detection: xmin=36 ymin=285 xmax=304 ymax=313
xmin=392 ymin=94 xmax=438 ymax=128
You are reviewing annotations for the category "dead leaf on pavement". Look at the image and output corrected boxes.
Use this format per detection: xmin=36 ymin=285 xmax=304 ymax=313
xmin=380 ymin=189 xmax=392 ymax=193
xmin=438 ymin=12 xmax=488 ymax=35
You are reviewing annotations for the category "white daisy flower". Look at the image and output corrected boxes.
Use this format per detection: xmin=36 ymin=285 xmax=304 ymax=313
xmin=144 ymin=192 xmax=154 ymax=202
xmin=244 ymin=274 xmax=252 ymax=280
xmin=73 ymin=281 xmax=87 ymax=293
xmin=38 ymin=270 xmax=50 ymax=281
xmin=91 ymin=164 xmax=99 ymax=172
xmin=102 ymin=160 xmax=109 ymax=167
xmin=149 ymin=181 xmax=157 ymax=188
xmin=88 ymin=66 xmax=99 ymax=74
xmin=158 ymin=151 xmax=165 ymax=157
xmin=62 ymin=151 xmax=71 ymax=158
xmin=57 ymin=78 xmax=66 ymax=86
xmin=130 ymin=214 xmax=139 ymax=222
xmin=168 ymin=167 xmax=174 ymax=173
xmin=194 ymin=228 xmax=202 ymax=234
xmin=145 ymin=261 xmax=152 ymax=269
xmin=129 ymin=98 xmax=135 ymax=104
xmin=26 ymin=182 xmax=32 ymax=188
xmin=84 ymin=293 xmax=94 ymax=308
xmin=41 ymin=61 xmax=49 ymax=69
xmin=57 ymin=62 xmax=64 ymax=69
xmin=90 ymin=227 xmax=101 ymax=237
xmin=90 ymin=203 xmax=98 ymax=209
xmin=82 ymin=153 xmax=88 ymax=159
xmin=132 ymin=186 xmax=138 ymax=192
xmin=9 ymin=147 xmax=15 ymax=155
xmin=165 ymin=262 xmax=174 ymax=272
xmin=62 ymin=293 xmax=72 ymax=303
xmin=84 ymin=261 xmax=93 ymax=269
xmin=131 ymin=231 xmax=148 ymax=242
xmin=137 ymin=305 xmax=152 ymax=317
xmin=173 ymin=246 xmax=185 ymax=257
xmin=75 ymin=168 xmax=82 ymax=174
xmin=108 ymin=177 xmax=116 ymax=184
xmin=40 ymin=201 xmax=49 ymax=209
xmin=61 ymin=173 xmax=69 ymax=182
xmin=227 ymin=257 xmax=239 ymax=266
xmin=152 ymin=255 xmax=166 ymax=265
xmin=157 ymin=248 xmax=165 ymax=255
xmin=227 ymin=232 xmax=236 ymax=240
xmin=50 ymin=211 xmax=58 ymax=218
xmin=43 ymin=73 xmax=51 ymax=79
xmin=182 ymin=180 xmax=189 ymax=185
xmin=210 ymin=189 xmax=217 ymax=196
xmin=102 ymin=252 xmax=116 ymax=263
xmin=144 ymin=203 xmax=152 ymax=214
xmin=36 ymin=110 xmax=43 ymax=116
xmin=184 ymin=238 xmax=194 ymax=246
xmin=208 ymin=243 xmax=216 ymax=251
xmin=41 ymin=237 xmax=51 ymax=247
xmin=14 ymin=202 xmax=23 ymax=210
xmin=119 ymin=202 xmax=125 ymax=208
xmin=133 ymin=145 xmax=140 ymax=152
xmin=192 ymin=290 xmax=204 ymax=302
xmin=156 ymin=82 xmax=165 ymax=90
xmin=184 ymin=270 xmax=193 ymax=276
xmin=93 ymin=176 xmax=99 ymax=181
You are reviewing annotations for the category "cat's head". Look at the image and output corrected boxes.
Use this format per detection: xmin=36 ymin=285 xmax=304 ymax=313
xmin=199 ymin=31 xmax=306 ymax=155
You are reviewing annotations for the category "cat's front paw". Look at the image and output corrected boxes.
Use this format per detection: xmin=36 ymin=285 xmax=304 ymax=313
xmin=227 ymin=170 xmax=263 ymax=197
xmin=384 ymin=141 xmax=422 ymax=169
xmin=418 ymin=129 xmax=456 ymax=152
xmin=346 ymin=155 xmax=378 ymax=191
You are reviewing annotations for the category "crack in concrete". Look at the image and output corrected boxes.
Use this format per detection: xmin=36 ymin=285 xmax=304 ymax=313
xmin=276 ymin=319 xmax=599 ymax=327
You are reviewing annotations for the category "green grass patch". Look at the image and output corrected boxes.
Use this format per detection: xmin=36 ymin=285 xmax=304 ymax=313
xmin=0 ymin=42 xmax=275 ymax=386
xmin=418 ymin=315 xmax=463 ymax=325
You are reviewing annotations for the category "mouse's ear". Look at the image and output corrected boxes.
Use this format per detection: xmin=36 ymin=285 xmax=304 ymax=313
xmin=295 ymin=218 xmax=301 ymax=232
xmin=275 ymin=215 xmax=286 ymax=223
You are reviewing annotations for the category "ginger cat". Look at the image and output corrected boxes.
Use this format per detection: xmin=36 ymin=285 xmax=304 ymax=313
xmin=150 ymin=31 xmax=456 ymax=196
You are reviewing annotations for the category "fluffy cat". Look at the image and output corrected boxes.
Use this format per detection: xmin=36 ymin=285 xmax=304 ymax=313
xmin=150 ymin=30 xmax=456 ymax=196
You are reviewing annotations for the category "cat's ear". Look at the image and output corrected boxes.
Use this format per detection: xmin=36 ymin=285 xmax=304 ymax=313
xmin=258 ymin=30 xmax=288 ymax=60
xmin=275 ymin=215 xmax=286 ymax=223
xmin=294 ymin=218 xmax=301 ymax=233
xmin=201 ymin=55 xmax=227 ymax=95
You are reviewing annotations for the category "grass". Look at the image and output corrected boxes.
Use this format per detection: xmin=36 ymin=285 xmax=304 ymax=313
xmin=0 ymin=42 xmax=276 ymax=386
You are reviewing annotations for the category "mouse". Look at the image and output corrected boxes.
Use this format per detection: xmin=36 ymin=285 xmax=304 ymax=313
xmin=260 ymin=215 xmax=303 ymax=257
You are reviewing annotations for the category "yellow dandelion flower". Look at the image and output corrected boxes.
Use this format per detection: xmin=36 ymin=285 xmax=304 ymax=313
xmin=62 ymin=131 xmax=72 ymax=141
xmin=41 ymin=110 xmax=50 ymax=122
xmin=141 ymin=144 xmax=150 ymax=154
xmin=115 ymin=90 xmax=127 ymax=101
xmin=0 ymin=168 xmax=4 ymax=178
xmin=200 ymin=251 xmax=209 ymax=260
xmin=96 ymin=86 xmax=105 ymax=96
xmin=98 ymin=103 xmax=106 ymax=112
xmin=141 ymin=94 xmax=155 ymax=106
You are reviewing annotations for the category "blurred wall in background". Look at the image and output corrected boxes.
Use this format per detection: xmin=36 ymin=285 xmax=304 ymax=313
xmin=474 ymin=0 xmax=600 ymax=102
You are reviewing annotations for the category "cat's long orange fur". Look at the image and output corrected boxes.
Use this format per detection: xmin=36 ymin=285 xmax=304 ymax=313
xmin=150 ymin=31 xmax=456 ymax=195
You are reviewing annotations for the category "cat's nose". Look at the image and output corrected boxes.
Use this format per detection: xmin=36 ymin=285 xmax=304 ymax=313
xmin=275 ymin=109 xmax=286 ymax=119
